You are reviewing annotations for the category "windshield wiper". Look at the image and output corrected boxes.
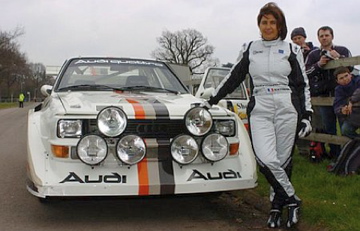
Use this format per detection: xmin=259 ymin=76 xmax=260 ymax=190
xmin=58 ymin=84 xmax=114 ymax=91
xmin=115 ymin=86 xmax=180 ymax=94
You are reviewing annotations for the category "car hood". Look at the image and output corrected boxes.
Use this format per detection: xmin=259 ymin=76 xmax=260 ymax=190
xmin=56 ymin=91 xmax=228 ymax=118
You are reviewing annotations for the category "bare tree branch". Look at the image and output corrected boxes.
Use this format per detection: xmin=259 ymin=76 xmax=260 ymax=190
xmin=151 ymin=28 xmax=216 ymax=72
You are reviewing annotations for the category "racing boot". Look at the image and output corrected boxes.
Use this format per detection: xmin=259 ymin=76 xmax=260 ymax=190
xmin=286 ymin=196 xmax=301 ymax=228
xmin=267 ymin=209 xmax=282 ymax=228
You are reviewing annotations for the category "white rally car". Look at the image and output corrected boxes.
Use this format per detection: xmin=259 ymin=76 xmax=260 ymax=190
xmin=27 ymin=57 xmax=257 ymax=200
xmin=195 ymin=67 xmax=250 ymax=130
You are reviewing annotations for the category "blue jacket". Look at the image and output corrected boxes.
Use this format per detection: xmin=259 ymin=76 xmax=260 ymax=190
xmin=333 ymin=75 xmax=360 ymax=116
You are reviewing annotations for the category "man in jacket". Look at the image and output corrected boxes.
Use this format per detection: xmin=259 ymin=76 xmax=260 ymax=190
xmin=305 ymin=26 xmax=352 ymax=158
xmin=19 ymin=93 xmax=25 ymax=108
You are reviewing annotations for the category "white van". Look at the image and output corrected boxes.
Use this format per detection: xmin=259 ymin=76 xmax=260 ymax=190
xmin=195 ymin=67 xmax=249 ymax=129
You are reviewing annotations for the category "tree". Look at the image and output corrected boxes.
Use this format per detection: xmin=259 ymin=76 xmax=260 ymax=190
xmin=0 ymin=27 xmax=31 ymax=99
xmin=151 ymin=29 xmax=218 ymax=72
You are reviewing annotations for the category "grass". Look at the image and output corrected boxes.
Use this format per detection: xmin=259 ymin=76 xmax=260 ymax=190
xmin=255 ymin=151 xmax=360 ymax=231
xmin=0 ymin=102 xmax=17 ymax=109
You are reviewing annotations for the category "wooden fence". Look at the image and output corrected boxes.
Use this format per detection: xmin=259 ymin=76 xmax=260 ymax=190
xmin=184 ymin=56 xmax=360 ymax=145
xmin=301 ymin=97 xmax=351 ymax=145
xmin=301 ymin=56 xmax=360 ymax=145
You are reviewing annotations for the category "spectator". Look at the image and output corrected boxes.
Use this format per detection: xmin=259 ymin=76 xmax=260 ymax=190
xmin=207 ymin=2 xmax=312 ymax=228
xmin=291 ymin=27 xmax=317 ymax=60
xmin=291 ymin=27 xmax=319 ymax=156
xmin=333 ymin=67 xmax=360 ymax=138
xmin=305 ymin=26 xmax=352 ymax=158
xmin=19 ymin=92 xmax=25 ymax=108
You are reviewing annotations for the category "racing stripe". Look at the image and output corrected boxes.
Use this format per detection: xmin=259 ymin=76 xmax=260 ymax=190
xmin=150 ymin=100 xmax=175 ymax=194
xmin=127 ymin=98 xmax=175 ymax=195
xmin=126 ymin=98 xmax=145 ymax=119
xmin=145 ymin=139 xmax=161 ymax=195
xmin=158 ymin=139 xmax=175 ymax=194
xmin=126 ymin=98 xmax=149 ymax=195
xmin=137 ymin=157 xmax=149 ymax=195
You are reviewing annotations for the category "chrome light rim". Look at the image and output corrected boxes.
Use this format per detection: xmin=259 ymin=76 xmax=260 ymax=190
xmin=171 ymin=134 xmax=199 ymax=165
xmin=97 ymin=106 xmax=127 ymax=137
xmin=57 ymin=119 xmax=82 ymax=138
xmin=116 ymin=135 xmax=146 ymax=165
xmin=201 ymin=133 xmax=229 ymax=162
xmin=184 ymin=107 xmax=213 ymax=136
xmin=76 ymin=134 xmax=108 ymax=166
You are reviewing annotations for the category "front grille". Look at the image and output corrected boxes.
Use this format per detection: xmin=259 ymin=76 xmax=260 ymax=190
xmin=84 ymin=119 xmax=186 ymax=139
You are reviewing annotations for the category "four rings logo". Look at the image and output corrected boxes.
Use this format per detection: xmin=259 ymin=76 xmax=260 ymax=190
xmin=136 ymin=123 xmax=168 ymax=133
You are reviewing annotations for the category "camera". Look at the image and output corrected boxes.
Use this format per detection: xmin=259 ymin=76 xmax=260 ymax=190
xmin=321 ymin=50 xmax=334 ymax=59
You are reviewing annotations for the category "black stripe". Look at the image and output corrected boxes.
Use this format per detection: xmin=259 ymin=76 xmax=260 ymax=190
xmin=157 ymin=139 xmax=175 ymax=194
xmin=150 ymin=100 xmax=175 ymax=194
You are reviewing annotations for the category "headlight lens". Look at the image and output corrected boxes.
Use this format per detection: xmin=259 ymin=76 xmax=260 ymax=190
xmin=185 ymin=107 xmax=213 ymax=136
xmin=58 ymin=119 xmax=82 ymax=138
xmin=202 ymin=133 xmax=229 ymax=162
xmin=77 ymin=135 xmax=108 ymax=165
xmin=97 ymin=107 xmax=127 ymax=137
xmin=171 ymin=135 xmax=199 ymax=164
xmin=214 ymin=120 xmax=235 ymax=136
xmin=116 ymin=135 xmax=146 ymax=165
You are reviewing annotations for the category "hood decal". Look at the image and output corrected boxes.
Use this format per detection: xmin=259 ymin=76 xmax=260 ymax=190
xmin=126 ymin=97 xmax=174 ymax=195
xmin=125 ymin=97 xmax=170 ymax=119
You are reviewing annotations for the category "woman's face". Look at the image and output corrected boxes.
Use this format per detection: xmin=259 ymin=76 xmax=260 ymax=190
xmin=259 ymin=14 xmax=279 ymax=40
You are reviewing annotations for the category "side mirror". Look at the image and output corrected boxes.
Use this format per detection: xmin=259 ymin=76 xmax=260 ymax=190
xmin=40 ymin=85 xmax=53 ymax=97
xmin=199 ymin=87 xmax=215 ymax=99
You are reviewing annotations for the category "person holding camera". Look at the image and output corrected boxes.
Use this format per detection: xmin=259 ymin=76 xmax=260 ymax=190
xmin=305 ymin=26 xmax=352 ymax=158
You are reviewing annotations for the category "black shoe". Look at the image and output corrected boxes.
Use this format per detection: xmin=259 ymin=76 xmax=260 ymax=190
xmin=286 ymin=203 xmax=300 ymax=228
xmin=267 ymin=209 xmax=282 ymax=228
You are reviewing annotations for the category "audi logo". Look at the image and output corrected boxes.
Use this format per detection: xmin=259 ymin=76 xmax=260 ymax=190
xmin=136 ymin=124 xmax=169 ymax=133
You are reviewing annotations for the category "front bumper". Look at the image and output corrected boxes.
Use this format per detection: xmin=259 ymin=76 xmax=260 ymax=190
xmin=27 ymin=156 xmax=257 ymax=198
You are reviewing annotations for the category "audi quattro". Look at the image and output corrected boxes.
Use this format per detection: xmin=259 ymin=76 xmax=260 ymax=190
xmin=27 ymin=57 xmax=257 ymax=200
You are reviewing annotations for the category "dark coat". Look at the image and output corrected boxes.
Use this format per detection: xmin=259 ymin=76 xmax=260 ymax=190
xmin=349 ymin=87 xmax=360 ymax=127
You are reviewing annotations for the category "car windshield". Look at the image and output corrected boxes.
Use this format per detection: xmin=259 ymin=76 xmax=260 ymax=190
xmin=54 ymin=58 xmax=189 ymax=94
xmin=203 ymin=68 xmax=247 ymax=99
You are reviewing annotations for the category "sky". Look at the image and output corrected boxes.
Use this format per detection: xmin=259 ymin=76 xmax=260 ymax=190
xmin=1 ymin=0 xmax=359 ymax=67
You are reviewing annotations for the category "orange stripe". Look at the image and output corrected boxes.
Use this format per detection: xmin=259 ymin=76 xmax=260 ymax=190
xmin=137 ymin=157 xmax=149 ymax=195
xmin=126 ymin=99 xmax=146 ymax=119
xmin=127 ymin=98 xmax=149 ymax=195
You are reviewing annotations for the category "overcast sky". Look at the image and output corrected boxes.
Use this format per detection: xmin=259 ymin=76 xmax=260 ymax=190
xmin=1 ymin=0 xmax=359 ymax=67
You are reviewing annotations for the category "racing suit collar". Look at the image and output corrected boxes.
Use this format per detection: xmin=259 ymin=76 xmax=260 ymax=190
xmin=262 ymin=37 xmax=281 ymax=47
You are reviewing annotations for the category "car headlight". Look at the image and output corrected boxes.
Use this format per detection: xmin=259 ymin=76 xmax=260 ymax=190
xmin=185 ymin=107 xmax=213 ymax=136
xmin=171 ymin=135 xmax=199 ymax=164
xmin=116 ymin=135 xmax=146 ymax=165
xmin=77 ymin=135 xmax=108 ymax=165
xmin=214 ymin=120 xmax=235 ymax=136
xmin=97 ymin=107 xmax=127 ymax=137
xmin=58 ymin=119 xmax=82 ymax=138
xmin=202 ymin=133 xmax=228 ymax=162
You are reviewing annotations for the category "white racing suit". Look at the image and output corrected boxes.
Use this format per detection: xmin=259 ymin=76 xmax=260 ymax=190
xmin=209 ymin=38 xmax=312 ymax=207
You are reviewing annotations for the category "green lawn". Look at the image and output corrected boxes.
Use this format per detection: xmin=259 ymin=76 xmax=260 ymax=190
xmin=0 ymin=102 xmax=17 ymax=109
xmin=255 ymin=151 xmax=360 ymax=231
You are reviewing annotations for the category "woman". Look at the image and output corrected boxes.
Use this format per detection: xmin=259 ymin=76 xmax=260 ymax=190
xmin=207 ymin=2 xmax=312 ymax=229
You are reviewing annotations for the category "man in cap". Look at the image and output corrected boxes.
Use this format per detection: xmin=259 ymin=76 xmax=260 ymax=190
xmin=291 ymin=27 xmax=316 ymax=60
xmin=291 ymin=27 xmax=318 ymax=157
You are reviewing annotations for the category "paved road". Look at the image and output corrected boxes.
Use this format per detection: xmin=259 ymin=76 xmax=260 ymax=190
xmin=0 ymin=103 xmax=268 ymax=231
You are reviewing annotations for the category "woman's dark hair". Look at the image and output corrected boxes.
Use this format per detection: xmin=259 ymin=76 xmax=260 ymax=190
xmin=257 ymin=2 xmax=287 ymax=40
